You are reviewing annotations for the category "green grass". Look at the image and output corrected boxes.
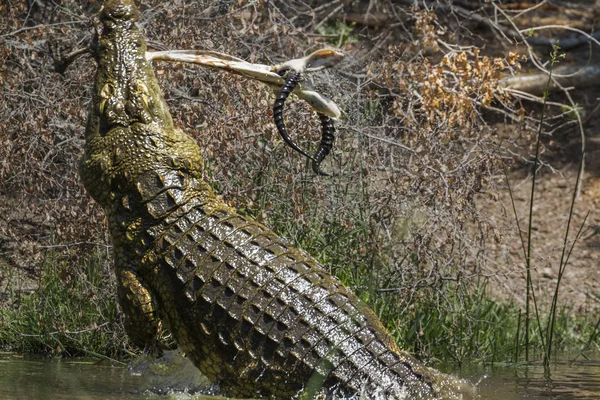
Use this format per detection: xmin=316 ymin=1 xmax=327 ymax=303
xmin=502 ymin=46 xmax=592 ymax=368
xmin=316 ymin=21 xmax=359 ymax=47
xmin=0 ymin=248 xmax=128 ymax=360
xmin=0 ymin=188 xmax=597 ymax=364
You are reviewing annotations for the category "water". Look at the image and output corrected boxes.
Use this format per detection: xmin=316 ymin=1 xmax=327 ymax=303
xmin=0 ymin=353 xmax=145 ymax=400
xmin=0 ymin=352 xmax=220 ymax=400
xmin=1 ymin=352 xmax=598 ymax=399
xmin=445 ymin=357 xmax=600 ymax=399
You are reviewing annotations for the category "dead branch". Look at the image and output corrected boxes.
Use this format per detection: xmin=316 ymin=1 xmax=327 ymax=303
xmin=493 ymin=3 xmax=587 ymax=199
xmin=526 ymin=30 xmax=600 ymax=51
xmin=501 ymin=65 xmax=600 ymax=95
xmin=393 ymin=1 xmax=600 ymax=50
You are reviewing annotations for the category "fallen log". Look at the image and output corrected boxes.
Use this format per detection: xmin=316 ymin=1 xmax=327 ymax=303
xmin=501 ymin=65 xmax=600 ymax=95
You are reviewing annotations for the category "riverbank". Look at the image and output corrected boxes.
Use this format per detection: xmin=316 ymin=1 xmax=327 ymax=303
xmin=1 ymin=0 xmax=598 ymax=370
xmin=1 ymin=225 xmax=598 ymax=365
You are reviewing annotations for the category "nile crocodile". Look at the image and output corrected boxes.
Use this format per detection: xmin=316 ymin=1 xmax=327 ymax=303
xmin=79 ymin=0 xmax=451 ymax=398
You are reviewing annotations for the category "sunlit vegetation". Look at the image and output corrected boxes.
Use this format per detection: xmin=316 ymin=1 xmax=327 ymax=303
xmin=1 ymin=0 xmax=598 ymax=370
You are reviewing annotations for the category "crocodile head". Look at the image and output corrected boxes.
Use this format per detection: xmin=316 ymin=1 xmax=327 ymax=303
xmin=89 ymin=0 xmax=173 ymax=136
xmin=81 ymin=0 xmax=205 ymax=213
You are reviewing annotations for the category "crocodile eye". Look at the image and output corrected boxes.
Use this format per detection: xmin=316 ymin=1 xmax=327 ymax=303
xmin=99 ymin=82 xmax=115 ymax=115
xmin=133 ymin=79 xmax=151 ymax=109
xmin=114 ymin=101 xmax=124 ymax=114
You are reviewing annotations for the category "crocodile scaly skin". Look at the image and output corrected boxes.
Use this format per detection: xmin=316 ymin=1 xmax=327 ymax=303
xmin=79 ymin=1 xmax=441 ymax=398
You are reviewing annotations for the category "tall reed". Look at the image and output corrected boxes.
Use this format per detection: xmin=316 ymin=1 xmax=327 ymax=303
xmin=506 ymin=45 xmax=588 ymax=366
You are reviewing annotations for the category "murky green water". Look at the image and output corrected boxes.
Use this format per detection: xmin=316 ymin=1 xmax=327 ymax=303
xmin=0 ymin=353 xmax=221 ymax=400
xmin=1 ymin=352 xmax=598 ymax=399
xmin=447 ymin=358 xmax=600 ymax=399
xmin=0 ymin=353 xmax=145 ymax=400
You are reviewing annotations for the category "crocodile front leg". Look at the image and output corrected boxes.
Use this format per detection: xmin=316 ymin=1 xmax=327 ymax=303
xmin=115 ymin=256 xmax=160 ymax=350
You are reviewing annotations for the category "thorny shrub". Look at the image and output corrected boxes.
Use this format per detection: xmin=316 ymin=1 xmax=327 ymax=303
xmin=1 ymin=0 xmax=523 ymax=357
xmin=354 ymin=9 xmax=524 ymax=303
xmin=375 ymin=11 xmax=521 ymax=131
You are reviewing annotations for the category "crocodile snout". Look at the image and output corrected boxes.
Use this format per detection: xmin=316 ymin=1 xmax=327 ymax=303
xmin=101 ymin=0 xmax=140 ymax=27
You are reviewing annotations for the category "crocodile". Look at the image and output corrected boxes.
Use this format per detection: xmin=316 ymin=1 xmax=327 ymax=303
xmin=79 ymin=0 xmax=449 ymax=398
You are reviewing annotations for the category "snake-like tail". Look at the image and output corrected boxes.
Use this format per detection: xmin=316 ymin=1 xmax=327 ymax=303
xmin=273 ymin=71 xmax=312 ymax=160
xmin=312 ymin=113 xmax=335 ymax=176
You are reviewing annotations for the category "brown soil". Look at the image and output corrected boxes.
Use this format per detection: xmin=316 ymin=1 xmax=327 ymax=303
xmin=477 ymin=170 xmax=600 ymax=313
